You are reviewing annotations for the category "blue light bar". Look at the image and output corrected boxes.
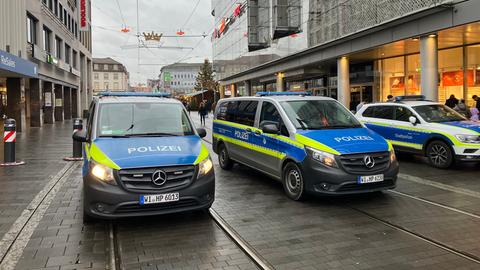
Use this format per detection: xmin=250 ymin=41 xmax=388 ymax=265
xmin=394 ymin=95 xmax=426 ymax=102
xmin=255 ymin=91 xmax=310 ymax=97
xmin=97 ymin=92 xmax=171 ymax=98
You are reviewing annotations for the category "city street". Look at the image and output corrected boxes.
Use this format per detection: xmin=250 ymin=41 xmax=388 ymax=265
xmin=0 ymin=116 xmax=478 ymax=269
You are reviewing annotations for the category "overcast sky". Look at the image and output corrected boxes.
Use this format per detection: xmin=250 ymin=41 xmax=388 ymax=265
xmin=92 ymin=0 xmax=214 ymax=85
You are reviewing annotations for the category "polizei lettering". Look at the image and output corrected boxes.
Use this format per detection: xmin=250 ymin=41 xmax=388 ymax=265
xmin=234 ymin=130 xmax=249 ymax=140
xmin=334 ymin=136 xmax=374 ymax=143
xmin=128 ymin=145 xmax=182 ymax=154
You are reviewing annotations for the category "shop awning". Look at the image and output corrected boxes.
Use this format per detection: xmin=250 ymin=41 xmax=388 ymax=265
xmin=0 ymin=50 xmax=38 ymax=78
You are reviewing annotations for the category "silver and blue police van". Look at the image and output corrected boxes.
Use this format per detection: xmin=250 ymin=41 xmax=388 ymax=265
xmin=212 ymin=92 xmax=399 ymax=200
xmin=73 ymin=92 xmax=214 ymax=221
xmin=356 ymin=95 xmax=480 ymax=168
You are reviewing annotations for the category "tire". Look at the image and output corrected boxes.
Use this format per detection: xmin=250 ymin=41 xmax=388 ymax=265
xmin=83 ymin=210 xmax=95 ymax=224
xmin=218 ymin=143 xmax=234 ymax=170
xmin=426 ymin=140 xmax=454 ymax=169
xmin=282 ymin=162 xmax=307 ymax=201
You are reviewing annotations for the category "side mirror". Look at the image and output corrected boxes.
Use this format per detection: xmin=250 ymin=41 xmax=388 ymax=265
xmin=196 ymin=128 xmax=207 ymax=138
xmin=409 ymin=116 xmax=418 ymax=125
xmin=73 ymin=129 xmax=88 ymax=142
xmin=262 ymin=124 xmax=279 ymax=134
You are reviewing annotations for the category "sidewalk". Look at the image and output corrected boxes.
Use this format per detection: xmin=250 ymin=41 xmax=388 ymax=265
xmin=0 ymin=121 xmax=77 ymax=238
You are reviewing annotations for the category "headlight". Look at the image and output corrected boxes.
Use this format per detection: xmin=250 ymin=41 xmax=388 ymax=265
xmin=455 ymin=134 xmax=480 ymax=144
xmin=197 ymin=157 xmax=213 ymax=178
xmin=90 ymin=160 xmax=116 ymax=185
xmin=390 ymin=149 xmax=396 ymax=162
xmin=306 ymin=147 xmax=338 ymax=168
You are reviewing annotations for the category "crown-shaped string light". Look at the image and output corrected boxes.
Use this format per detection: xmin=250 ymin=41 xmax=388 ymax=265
xmin=143 ymin=31 xmax=163 ymax=41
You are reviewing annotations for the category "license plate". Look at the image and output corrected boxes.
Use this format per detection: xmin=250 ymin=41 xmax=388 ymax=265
xmin=358 ymin=174 xmax=384 ymax=184
xmin=140 ymin=193 xmax=179 ymax=205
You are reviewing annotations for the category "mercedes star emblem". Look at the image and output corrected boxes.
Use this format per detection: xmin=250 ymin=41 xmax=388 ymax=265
xmin=152 ymin=170 xmax=167 ymax=186
xmin=363 ymin=155 xmax=375 ymax=169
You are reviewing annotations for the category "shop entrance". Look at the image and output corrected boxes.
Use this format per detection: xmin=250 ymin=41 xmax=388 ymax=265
xmin=350 ymin=85 xmax=373 ymax=111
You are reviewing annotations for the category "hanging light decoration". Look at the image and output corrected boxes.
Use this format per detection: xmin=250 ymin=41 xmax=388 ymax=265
xmin=121 ymin=27 xmax=130 ymax=33
xmin=176 ymin=30 xmax=185 ymax=36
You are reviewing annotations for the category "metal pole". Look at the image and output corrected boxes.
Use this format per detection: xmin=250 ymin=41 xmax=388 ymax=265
xmin=73 ymin=119 xmax=83 ymax=158
xmin=1 ymin=119 xmax=25 ymax=166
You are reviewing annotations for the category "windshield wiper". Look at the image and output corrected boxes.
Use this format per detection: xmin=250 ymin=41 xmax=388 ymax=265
xmin=99 ymin=134 xmax=127 ymax=138
xmin=127 ymin=132 xmax=180 ymax=137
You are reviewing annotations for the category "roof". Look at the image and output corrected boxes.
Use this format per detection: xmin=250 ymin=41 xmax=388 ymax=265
xmin=93 ymin=57 xmax=124 ymax=65
xmin=220 ymin=95 xmax=335 ymax=102
xmin=96 ymin=96 xmax=182 ymax=104
xmin=365 ymin=100 xmax=441 ymax=107
xmin=160 ymin=62 xmax=203 ymax=71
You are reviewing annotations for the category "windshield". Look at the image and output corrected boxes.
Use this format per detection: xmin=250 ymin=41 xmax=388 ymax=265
xmin=413 ymin=104 xmax=466 ymax=123
xmin=280 ymin=100 xmax=362 ymax=130
xmin=97 ymin=102 xmax=194 ymax=137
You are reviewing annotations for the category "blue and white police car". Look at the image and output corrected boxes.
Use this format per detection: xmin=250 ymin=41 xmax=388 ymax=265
xmin=212 ymin=92 xmax=399 ymax=200
xmin=73 ymin=92 xmax=214 ymax=221
xmin=356 ymin=95 xmax=480 ymax=168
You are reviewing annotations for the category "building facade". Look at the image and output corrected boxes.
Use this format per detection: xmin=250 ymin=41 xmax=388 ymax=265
xmin=159 ymin=63 xmax=203 ymax=95
xmin=214 ymin=0 xmax=480 ymax=111
xmin=92 ymin=58 xmax=129 ymax=92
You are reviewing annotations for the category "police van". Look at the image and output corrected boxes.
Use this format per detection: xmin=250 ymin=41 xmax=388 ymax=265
xmin=356 ymin=95 xmax=480 ymax=169
xmin=73 ymin=92 xmax=214 ymax=221
xmin=212 ymin=92 xmax=399 ymax=200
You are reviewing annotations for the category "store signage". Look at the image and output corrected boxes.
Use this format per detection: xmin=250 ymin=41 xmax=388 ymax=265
xmin=0 ymin=49 xmax=38 ymax=78
xmin=212 ymin=3 xmax=246 ymax=39
xmin=46 ymin=54 xmax=58 ymax=65
xmin=79 ymin=0 xmax=89 ymax=31
xmin=164 ymin=71 xmax=172 ymax=82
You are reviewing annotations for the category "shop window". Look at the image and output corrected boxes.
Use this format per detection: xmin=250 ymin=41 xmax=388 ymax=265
xmin=406 ymin=54 xmax=421 ymax=95
xmin=466 ymin=45 xmax=480 ymax=108
xmin=379 ymin=56 xmax=405 ymax=100
xmin=438 ymin=47 xmax=464 ymax=103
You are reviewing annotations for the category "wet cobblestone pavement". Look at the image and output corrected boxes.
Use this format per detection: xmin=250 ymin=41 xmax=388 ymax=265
xmin=1 ymin=115 xmax=480 ymax=269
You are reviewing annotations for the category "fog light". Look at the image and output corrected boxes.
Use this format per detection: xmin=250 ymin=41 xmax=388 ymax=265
xmin=96 ymin=203 xmax=105 ymax=212
xmin=320 ymin=183 xmax=330 ymax=190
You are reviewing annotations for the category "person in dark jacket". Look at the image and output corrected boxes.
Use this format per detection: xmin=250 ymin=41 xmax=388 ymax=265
xmin=199 ymin=102 xmax=207 ymax=126
xmin=445 ymin=94 xmax=459 ymax=109
xmin=473 ymin=95 xmax=480 ymax=111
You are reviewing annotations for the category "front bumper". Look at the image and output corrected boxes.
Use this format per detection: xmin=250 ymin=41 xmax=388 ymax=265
xmin=83 ymin=169 xmax=215 ymax=219
xmin=453 ymin=146 xmax=480 ymax=162
xmin=300 ymin=157 xmax=399 ymax=195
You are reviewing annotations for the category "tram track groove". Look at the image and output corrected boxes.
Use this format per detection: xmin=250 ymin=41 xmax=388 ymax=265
xmin=347 ymin=204 xmax=480 ymax=264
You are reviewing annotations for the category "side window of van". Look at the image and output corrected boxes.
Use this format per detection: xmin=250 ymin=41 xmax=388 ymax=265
xmin=225 ymin=101 xmax=238 ymax=123
xmin=260 ymin=102 xmax=289 ymax=136
xmin=236 ymin=101 xmax=258 ymax=127
xmin=216 ymin=102 xmax=228 ymax=121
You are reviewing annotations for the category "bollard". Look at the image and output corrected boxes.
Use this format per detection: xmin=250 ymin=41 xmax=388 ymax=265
xmin=1 ymin=119 xmax=26 ymax=166
xmin=64 ymin=119 xmax=84 ymax=161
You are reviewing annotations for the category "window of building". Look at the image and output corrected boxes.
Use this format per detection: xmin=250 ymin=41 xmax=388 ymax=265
xmin=467 ymin=45 xmax=480 ymax=107
xmin=48 ymin=0 xmax=53 ymax=10
xmin=94 ymin=82 xmax=99 ymax=89
xmin=65 ymin=44 xmax=71 ymax=64
xmin=113 ymin=65 xmax=119 ymax=71
xmin=54 ymin=36 xmax=62 ymax=59
xmin=43 ymin=27 xmax=51 ymax=53
xmin=103 ymin=64 xmax=108 ymax=71
xmin=27 ymin=15 xmax=37 ymax=45
xmin=64 ymin=10 xmax=68 ymax=26
xmin=94 ymin=64 xmax=99 ymax=70
xmin=104 ymin=83 xmax=109 ymax=89
xmin=114 ymin=82 xmax=119 ymax=89
xmin=42 ymin=0 xmax=47 ymax=5
xmin=59 ymin=4 xmax=63 ymax=20
xmin=94 ymin=73 xmax=99 ymax=79
xmin=113 ymin=73 xmax=119 ymax=80
xmin=104 ymin=73 xmax=109 ymax=79
xmin=54 ymin=0 xmax=58 ymax=16
xmin=67 ymin=14 xmax=71 ymax=31
xmin=74 ymin=23 xmax=78 ymax=38
xmin=72 ymin=50 xmax=77 ymax=68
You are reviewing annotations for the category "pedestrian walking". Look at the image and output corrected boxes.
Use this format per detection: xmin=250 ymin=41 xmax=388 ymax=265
xmin=186 ymin=103 xmax=191 ymax=115
xmin=199 ymin=102 xmax=207 ymax=126
xmin=445 ymin=94 xmax=459 ymax=109
xmin=454 ymin=99 xmax=470 ymax=118
xmin=473 ymin=95 xmax=480 ymax=111
xmin=471 ymin=108 xmax=479 ymax=122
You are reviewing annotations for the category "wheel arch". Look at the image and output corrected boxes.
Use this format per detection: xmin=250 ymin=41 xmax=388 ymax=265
xmin=423 ymin=134 xmax=455 ymax=156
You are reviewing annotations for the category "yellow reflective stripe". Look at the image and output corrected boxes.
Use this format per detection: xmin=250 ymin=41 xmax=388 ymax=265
xmin=294 ymin=134 xmax=340 ymax=155
xmin=387 ymin=141 xmax=394 ymax=151
xmin=388 ymin=140 xmax=423 ymax=150
xmin=213 ymin=133 xmax=286 ymax=159
xmin=194 ymin=143 xmax=209 ymax=164
xmin=90 ymin=143 xmax=121 ymax=170
xmin=84 ymin=144 xmax=91 ymax=160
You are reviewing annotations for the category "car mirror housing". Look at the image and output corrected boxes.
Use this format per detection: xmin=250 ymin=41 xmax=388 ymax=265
xmin=197 ymin=128 xmax=207 ymax=138
xmin=262 ymin=124 xmax=279 ymax=134
xmin=409 ymin=116 xmax=418 ymax=125
xmin=73 ymin=129 xmax=88 ymax=142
